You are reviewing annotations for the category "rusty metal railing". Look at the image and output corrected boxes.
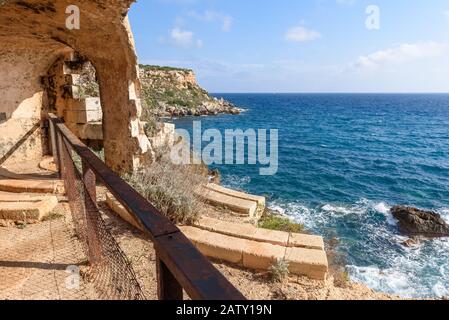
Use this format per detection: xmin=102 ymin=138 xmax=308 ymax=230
xmin=0 ymin=122 xmax=40 ymax=166
xmin=48 ymin=113 xmax=245 ymax=300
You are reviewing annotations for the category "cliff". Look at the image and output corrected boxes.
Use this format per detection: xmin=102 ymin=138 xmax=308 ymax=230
xmin=139 ymin=65 xmax=240 ymax=117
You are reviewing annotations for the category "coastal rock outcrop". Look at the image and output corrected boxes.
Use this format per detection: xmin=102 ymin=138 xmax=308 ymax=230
xmin=139 ymin=65 xmax=241 ymax=117
xmin=391 ymin=206 xmax=449 ymax=237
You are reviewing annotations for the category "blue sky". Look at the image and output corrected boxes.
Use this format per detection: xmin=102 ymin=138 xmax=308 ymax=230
xmin=129 ymin=0 xmax=449 ymax=93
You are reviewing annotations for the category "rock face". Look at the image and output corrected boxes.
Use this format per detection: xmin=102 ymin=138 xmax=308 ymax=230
xmin=139 ymin=65 xmax=240 ymax=118
xmin=391 ymin=206 xmax=449 ymax=237
xmin=0 ymin=0 xmax=151 ymax=174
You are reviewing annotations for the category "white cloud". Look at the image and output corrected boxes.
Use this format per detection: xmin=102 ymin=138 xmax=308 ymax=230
xmin=285 ymin=26 xmax=321 ymax=42
xmin=350 ymin=42 xmax=448 ymax=69
xmin=187 ymin=10 xmax=233 ymax=32
xmin=162 ymin=28 xmax=203 ymax=48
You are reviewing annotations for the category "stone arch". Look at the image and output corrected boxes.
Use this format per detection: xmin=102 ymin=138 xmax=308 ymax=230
xmin=0 ymin=0 xmax=150 ymax=173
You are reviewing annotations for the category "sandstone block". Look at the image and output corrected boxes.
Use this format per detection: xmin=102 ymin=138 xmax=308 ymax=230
xmin=180 ymin=226 xmax=245 ymax=264
xmin=242 ymin=242 xmax=286 ymax=270
xmin=288 ymin=233 xmax=325 ymax=250
xmin=285 ymin=247 xmax=328 ymax=280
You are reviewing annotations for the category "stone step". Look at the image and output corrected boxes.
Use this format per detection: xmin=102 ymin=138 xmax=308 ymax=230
xmin=206 ymin=183 xmax=266 ymax=208
xmin=0 ymin=191 xmax=50 ymax=202
xmin=195 ymin=216 xmax=324 ymax=250
xmin=0 ymin=179 xmax=65 ymax=194
xmin=0 ymin=196 xmax=58 ymax=225
xmin=104 ymin=192 xmax=328 ymax=280
xmin=0 ymin=167 xmax=56 ymax=180
xmin=197 ymin=188 xmax=257 ymax=217
xmin=180 ymin=226 xmax=328 ymax=280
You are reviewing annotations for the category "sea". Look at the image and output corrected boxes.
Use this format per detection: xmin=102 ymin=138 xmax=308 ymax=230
xmin=171 ymin=93 xmax=449 ymax=298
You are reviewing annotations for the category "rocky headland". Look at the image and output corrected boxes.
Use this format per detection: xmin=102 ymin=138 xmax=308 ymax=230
xmin=139 ymin=65 xmax=240 ymax=118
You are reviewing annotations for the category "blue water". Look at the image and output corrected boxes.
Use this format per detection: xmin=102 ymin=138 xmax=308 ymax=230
xmin=172 ymin=93 xmax=449 ymax=298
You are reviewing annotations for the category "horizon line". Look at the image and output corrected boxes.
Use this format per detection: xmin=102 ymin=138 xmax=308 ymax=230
xmin=209 ymin=92 xmax=449 ymax=95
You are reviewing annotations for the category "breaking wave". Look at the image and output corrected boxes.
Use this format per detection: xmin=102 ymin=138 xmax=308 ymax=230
xmin=269 ymin=199 xmax=449 ymax=298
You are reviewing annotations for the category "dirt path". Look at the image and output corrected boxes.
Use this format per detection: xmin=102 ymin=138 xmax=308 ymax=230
xmin=0 ymin=203 xmax=98 ymax=300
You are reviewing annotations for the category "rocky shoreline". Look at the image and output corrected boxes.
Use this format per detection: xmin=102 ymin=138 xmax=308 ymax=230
xmin=154 ymin=97 xmax=241 ymax=118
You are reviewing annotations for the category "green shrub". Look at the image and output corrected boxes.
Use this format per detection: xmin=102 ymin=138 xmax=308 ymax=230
xmin=139 ymin=64 xmax=193 ymax=73
xmin=259 ymin=214 xmax=304 ymax=233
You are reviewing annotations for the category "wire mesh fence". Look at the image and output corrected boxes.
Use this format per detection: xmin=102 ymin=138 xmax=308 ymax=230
xmin=48 ymin=113 xmax=245 ymax=301
xmin=59 ymin=135 xmax=146 ymax=300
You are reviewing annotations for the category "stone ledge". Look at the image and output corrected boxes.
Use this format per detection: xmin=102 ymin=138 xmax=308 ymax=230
xmin=182 ymin=226 xmax=245 ymax=264
xmin=0 ymin=191 xmax=50 ymax=202
xmin=196 ymin=216 xmax=324 ymax=250
xmin=242 ymin=241 xmax=286 ymax=270
xmin=206 ymin=183 xmax=266 ymax=207
xmin=197 ymin=188 xmax=257 ymax=217
xmin=289 ymin=232 xmax=325 ymax=251
xmin=0 ymin=179 xmax=65 ymax=194
xmin=285 ymin=247 xmax=328 ymax=280
xmin=180 ymin=225 xmax=328 ymax=280
xmin=0 ymin=196 xmax=58 ymax=224
xmin=105 ymin=193 xmax=328 ymax=280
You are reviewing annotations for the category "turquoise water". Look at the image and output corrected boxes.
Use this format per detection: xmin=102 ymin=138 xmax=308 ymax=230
xmin=172 ymin=93 xmax=449 ymax=298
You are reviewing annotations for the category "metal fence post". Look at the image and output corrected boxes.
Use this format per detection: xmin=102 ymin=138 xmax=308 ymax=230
xmin=156 ymin=255 xmax=183 ymax=300
xmin=56 ymin=130 xmax=65 ymax=180
xmin=82 ymin=159 xmax=97 ymax=204
xmin=49 ymin=118 xmax=59 ymax=172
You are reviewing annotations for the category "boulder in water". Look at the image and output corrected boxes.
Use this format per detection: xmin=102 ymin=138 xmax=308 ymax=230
xmin=391 ymin=206 xmax=449 ymax=237
xmin=401 ymin=237 xmax=422 ymax=248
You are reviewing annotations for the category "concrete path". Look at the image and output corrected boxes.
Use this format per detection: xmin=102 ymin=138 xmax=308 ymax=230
xmin=0 ymin=159 xmax=95 ymax=299
xmin=0 ymin=204 xmax=97 ymax=300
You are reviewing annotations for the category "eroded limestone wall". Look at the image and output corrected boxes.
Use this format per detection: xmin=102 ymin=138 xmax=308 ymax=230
xmin=0 ymin=46 xmax=68 ymax=164
xmin=0 ymin=0 xmax=151 ymax=173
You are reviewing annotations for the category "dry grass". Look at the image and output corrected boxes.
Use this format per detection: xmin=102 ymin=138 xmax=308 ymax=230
xmin=325 ymin=236 xmax=352 ymax=288
xmin=124 ymin=147 xmax=208 ymax=224
xmin=269 ymin=259 xmax=290 ymax=283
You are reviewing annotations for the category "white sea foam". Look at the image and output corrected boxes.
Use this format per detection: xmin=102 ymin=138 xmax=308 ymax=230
xmin=347 ymin=265 xmax=416 ymax=298
xmin=432 ymin=282 xmax=449 ymax=298
xmin=269 ymin=204 xmax=286 ymax=216
xmin=439 ymin=208 xmax=449 ymax=224
xmin=373 ymin=202 xmax=397 ymax=226
xmin=267 ymin=198 xmax=449 ymax=298
xmin=268 ymin=200 xmax=315 ymax=228
xmin=374 ymin=202 xmax=390 ymax=215
xmin=322 ymin=204 xmax=352 ymax=215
